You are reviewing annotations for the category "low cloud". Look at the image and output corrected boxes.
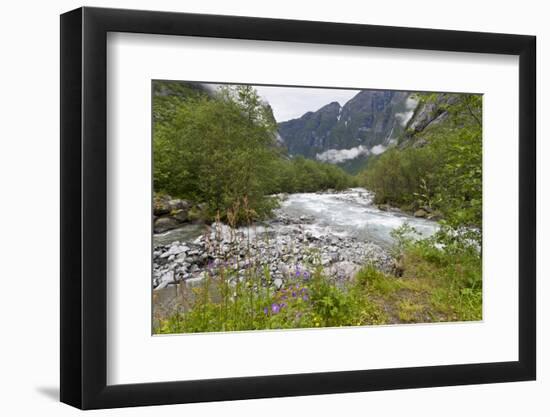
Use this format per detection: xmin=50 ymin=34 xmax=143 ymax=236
xmin=370 ymin=144 xmax=387 ymax=155
xmin=316 ymin=145 xmax=370 ymax=163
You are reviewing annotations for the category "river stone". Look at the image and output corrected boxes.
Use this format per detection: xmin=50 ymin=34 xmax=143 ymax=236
xmin=172 ymin=208 xmax=189 ymax=222
xmin=156 ymin=271 xmax=176 ymax=289
xmin=210 ymin=222 xmax=234 ymax=242
xmin=151 ymin=189 xmax=438 ymax=292
xmin=167 ymin=199 xmax=189 ymax=211
xmin=154 ymin=216 xmax=180 ymax=233
xmin=160 ymin=244 xmax=188 ymax=258
xmin=328 ymin=261 xmax=361 ymax=281
xmin=414 ymin=209 xmax=428 ymax=218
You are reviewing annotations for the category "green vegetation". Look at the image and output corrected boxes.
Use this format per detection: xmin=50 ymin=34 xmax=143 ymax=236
xmin=155 ymin=263 xmax=386 ymax=333
xmin=267 ymin=156 xmax=357 ymax=194
xmin=153 ymin=82 xmax=355 ymax=223
xmin=153 ymin=84 xmax=482 ymax=332
xmin=155 ymin=224 xmax=481 ymax=334
xmin=358 ymin=93 xmax=482 ymax=242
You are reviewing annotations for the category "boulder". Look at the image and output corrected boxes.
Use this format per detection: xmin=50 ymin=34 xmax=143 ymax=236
xmin=160 ymin=244 xmax=188 ymax=258
xmin=153 ymin=205 xmax=170 ymax=216
xmin=168 ymin=199 xmax=190 ymax=211
xmin=172 ymin=208 xmax=189 ymax=222
xmin=414 ymin=209 xmax=428 ymax=218
xmin=154 ymin=217 xmax=180 ymax=233
xmin=156 ymin=270 xmax=176 ymax=289
xmin=153 ymin=195 xmax=190 ymax=216
xmin=327 ymin=261 xmax=361 ymax=281
xmin=210 ymin=222 xmax=234 ymax=243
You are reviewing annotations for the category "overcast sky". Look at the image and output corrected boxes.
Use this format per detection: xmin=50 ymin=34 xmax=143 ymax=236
xmin=253 ymin=85 xmax=360 ymax=122
xmin=202 ymin=83 xmax=361 ymax=122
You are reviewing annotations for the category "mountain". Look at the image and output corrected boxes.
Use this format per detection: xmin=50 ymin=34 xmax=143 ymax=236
xmin=398 ymin=93 xmax=462 ymax=149
xmin=277 ymin=90 xmax=417 ymax=168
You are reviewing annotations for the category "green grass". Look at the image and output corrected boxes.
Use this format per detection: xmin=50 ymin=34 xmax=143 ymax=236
xmin=154 ymin=232 xmax=482 ymax=334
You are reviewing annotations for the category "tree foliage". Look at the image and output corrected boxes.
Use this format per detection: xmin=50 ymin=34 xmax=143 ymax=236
xmin=153 ymin=83 xmax=355 ymax=223
xmin=359 ymin=93 xmax=482 ymax=242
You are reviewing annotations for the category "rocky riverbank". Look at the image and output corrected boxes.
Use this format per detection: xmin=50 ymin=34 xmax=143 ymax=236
xmin=153 ymin=194 xmax=203 ymax=233
xmin=153 ymin=214 xmax=394 ymax=290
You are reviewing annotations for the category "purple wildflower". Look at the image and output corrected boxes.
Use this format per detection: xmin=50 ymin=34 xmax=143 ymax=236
xmin=271 ymin=303 xmax=281 ymax=314
xmin=263 ymin=307 xmax=268 ymax=315
xmin=292 ymin=292 xmax=296 ymax=297
xmin=302 ymin=294 xmax=309 ymax=301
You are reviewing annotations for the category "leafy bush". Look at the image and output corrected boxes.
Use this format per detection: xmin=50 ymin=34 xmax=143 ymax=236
xmin=153 ymin=82 xmax=355 ymax=223
xmin=358 ymin=93 xmax=482 ymax=238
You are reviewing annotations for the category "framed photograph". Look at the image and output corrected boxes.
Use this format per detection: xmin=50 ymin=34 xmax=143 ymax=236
xmin=60 ymin=6 xmax=536 ymax=409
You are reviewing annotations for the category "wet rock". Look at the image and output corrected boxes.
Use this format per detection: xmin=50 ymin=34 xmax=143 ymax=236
xmin=154 ymin=217 xmax=180 ymax=233
xmin=151 ymin=190 xmax=410 ymax=290
xmin=414 ymin=209 xmax=428 ymax=218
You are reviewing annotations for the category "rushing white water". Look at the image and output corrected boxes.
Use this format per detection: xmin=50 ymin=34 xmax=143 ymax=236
xmin=278 ymin=188 xmax=439 ymax=248
xmin=153 ymin=188 xmax=439 ymax=249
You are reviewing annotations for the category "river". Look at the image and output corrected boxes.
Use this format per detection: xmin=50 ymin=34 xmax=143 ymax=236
xmin=153 ymin=188 xmax=439 ymax=249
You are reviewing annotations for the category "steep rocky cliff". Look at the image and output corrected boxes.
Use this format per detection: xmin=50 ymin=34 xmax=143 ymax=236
xmin=277 ymin=90 xmax=417 ymax=162
xmin=399 ymin=93 xmax=462 ymax=148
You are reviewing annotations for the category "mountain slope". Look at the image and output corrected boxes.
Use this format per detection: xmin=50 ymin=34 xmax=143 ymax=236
xmin=277 ymin=90 xmax=416 ymax=162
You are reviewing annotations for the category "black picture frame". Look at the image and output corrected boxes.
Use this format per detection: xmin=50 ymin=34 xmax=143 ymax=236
xmin=60 ymin=6 xmax=536 ymax=410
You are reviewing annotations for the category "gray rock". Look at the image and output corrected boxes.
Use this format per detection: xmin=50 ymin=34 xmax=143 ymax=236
xmin=328 ymin=261 xmax=361 ymax=281
xmin=172 ymin=209 xmax=189 ymax=222
xmin=154 ymin=217 xmax=180 ymax=233
xmin=168 ymin=199 xmax=189 ymax=211
xmin=414 ymin=209 xmax=428 ymax=218
xmin=160 ymin=244 xmax=188 ymax=258
xmin=321 ymin=257 xmax=332 ymax=266
xmin=156 ymin=271 xmax=176 ymax=289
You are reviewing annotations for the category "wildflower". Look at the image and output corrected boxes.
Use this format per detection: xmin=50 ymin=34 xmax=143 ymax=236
xmin=302 ymin=294 xmax=309 ymax=301
xmin=263 ymin=307 xmax=268 ymax=315
xmin=271 ymin=303 xmax=281 ymax=314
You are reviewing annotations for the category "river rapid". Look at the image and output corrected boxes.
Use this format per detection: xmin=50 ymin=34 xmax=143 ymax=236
xmin=154 ymin=188 xmax=438 ymax=249
xmin=152 ymin=188 xmax=439 ymax=290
